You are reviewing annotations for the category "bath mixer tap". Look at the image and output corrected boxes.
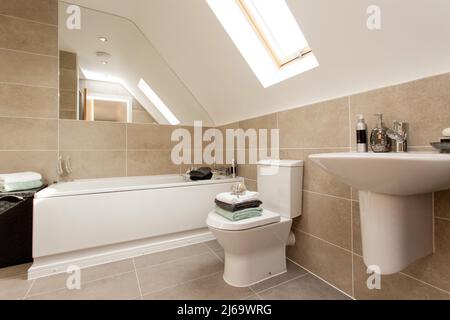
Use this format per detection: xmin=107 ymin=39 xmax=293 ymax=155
xmin=387 ymin=121 xmax=408 ymax=152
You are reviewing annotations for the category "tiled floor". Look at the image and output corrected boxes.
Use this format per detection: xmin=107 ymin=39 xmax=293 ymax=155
xmin=0 ymin=241 xmax=350 ymax=300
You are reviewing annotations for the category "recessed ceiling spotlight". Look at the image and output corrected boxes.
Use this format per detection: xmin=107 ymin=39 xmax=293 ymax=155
xmin=101 ymin=61 xmax=108 ymax=65
xmin=96 ymin=51 xmax=111 ymax=58
xmin=98 ymin=37 xmax=108 ymax=42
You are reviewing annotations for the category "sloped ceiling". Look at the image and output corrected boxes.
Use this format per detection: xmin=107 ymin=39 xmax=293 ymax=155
xmin=65 ymin=0 xmax=450 ymax=126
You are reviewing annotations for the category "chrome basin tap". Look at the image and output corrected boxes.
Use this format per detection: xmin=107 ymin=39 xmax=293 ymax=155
xmin=387 ymin=121 xmax=408 ymax=152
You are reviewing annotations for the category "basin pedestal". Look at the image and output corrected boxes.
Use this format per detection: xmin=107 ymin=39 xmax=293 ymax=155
xmin=359 ymin=191 xmax=433 ymax=275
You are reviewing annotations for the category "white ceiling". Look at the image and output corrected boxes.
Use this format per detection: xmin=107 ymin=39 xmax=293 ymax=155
xmin=64 ymin=0 xmax=450 ymax=126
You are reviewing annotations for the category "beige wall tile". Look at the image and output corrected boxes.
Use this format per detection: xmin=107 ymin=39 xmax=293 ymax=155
xmin=0 ymin=0 xmax=58 ymax=25
xmin=0 ymin=151 xmax=57 ymax=183
xmin=0 ymin=49 xmax=57 ymax=87
xmin=0 ymin=118 xmax=57 ymax=150
xmin=293 ymin=191 xmax=352 ymax=250
xmin=350 ymin=73 xmax=450 ymax=147
xmin=59 ymin=120 xmax=126 ymax=150
xmin=59 ymin=89 xmax=77 ymax=111
xmin=278 ymin=98 xmax=350 ymax=148
xmin=435 ymin=190 xmax=450 ymax=219
xmin=239 ymin=113 xmax=278 ymax=149
xmin=0 ymin=83 xmax=57 ymax=118
xmin=237 ymin=164 xmax=257 ymax=181
xmin=353 ymin=255 xmax=449 ymax=300
xmin=59 ymin=68 xmax=77 ymax=91
xmin=0 ymin=15 xmax=57 ymax=56
xmin=287 ymin=229 xmax=353 ymax=295
xmin=59 ymin=51 xmax=76 ymax=69
xmin=127 ymin=123 xmax=175 ymax=150
xmin=59 ymin=110 xmax=76 ymax=120
xmin=280 ymin=149 xmax=351 ymax=199
xmin=59 ymin=151 xmax=126 ymax=180
xmin=402 ymin=218 xmax=450 ymax=292
xmin=127 ymin=150 xmax=179 ymax=176
xmin=352 ymin=201 xmax=362 ymax=256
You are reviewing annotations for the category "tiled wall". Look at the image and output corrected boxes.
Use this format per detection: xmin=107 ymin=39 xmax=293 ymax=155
xmin=229 ymin=73 xmax=450 ymax=300
xmin=59 ymin=51 xmax=77 ymax=120
xmin=0 ymin=0 xmax=59 ymax=184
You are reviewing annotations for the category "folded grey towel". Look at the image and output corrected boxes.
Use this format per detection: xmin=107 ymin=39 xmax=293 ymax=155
xmin=215 ymin=199 xmax=262 ymax=212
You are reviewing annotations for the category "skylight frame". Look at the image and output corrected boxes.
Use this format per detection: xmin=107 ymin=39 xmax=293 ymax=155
xmin=207 ymin=0 xmax=319 ymax=88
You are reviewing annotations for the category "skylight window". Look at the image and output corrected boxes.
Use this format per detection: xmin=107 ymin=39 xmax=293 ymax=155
xmin=138 ymin=78 xmax=180 ymax=125
xmin=207 ymin=0 xmax=318 ymax=88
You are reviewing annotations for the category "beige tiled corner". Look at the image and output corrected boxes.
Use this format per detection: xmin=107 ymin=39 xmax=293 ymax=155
xmin=127 ymin=123 xmax=175 ymax=150
xmin=350 ymin=73 xmax=450 ymax=147
xmin=142 ymin=272 xmax=253 ymax=300
xmin=287 ymin=229 xmax=353 ymax=295
xmin=0 ymin=151 xmax=57 ymax=183
xmin=293 ymin=192 xmax=352 ymax=250
xmin=132 ymin=109 xmax=156 ymax=124
xmin=278 ymin=98 xmax=350 ymax=149
xmin=353 ymin=255 xmax=449 ymax=300
xmin=136 ymin=252 xmax=223 ymax=295
xmin=27 ymin=272 xmax=140 ymax=300
xmin=259 ymin=274 xmax=350 ymax=300
xmin=0 ymin=49 xmax=57 ymax=87
xmin=280 ymin=149 xmax=351 ymax=199
xmin=59 ymin=150 xmax=126 ymax=180
xmin=244 ymin=179 xmax=258 ymax=191
xmin=0 ymin=0 xmax=58 ymax=25
xmin=435 ymin=190 xmax=450 ymax=219
xmin=0 ymin=83 xmax=57 ymax=118
xmin=127 ymin=150 xmax=179 ymax=176
xmin=59 ymin=120 xmax=126 ymax=150
xmin=250 ymin=260 xmax=308 ymax=293
xmin=28 ymin=259 xmax=134 ymax=297
xmin=0 ymin=15 xmax=57 ymax=56
xmin=352 ymin=201 xmax=363 ymax=256
xmin=59 ymin=51 xmax=77 ymax=70
xmin=237 ymin=164 xmax=257 ymax=181
xmin=0 ymin=274 xmax=32 ymax=300
xmin=0 ymin=118 xmax=57 ymax=150
xmin=402 ymin=218 xmax=450 ymax=293
xmin=134 ymin=244 xmax=211 ymax=270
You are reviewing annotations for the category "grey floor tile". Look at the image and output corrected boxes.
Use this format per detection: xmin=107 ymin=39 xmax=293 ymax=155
xmin=28 ymin=259 xmax=134 ymax=297
xmin=137 ymin=252 xmax=223 ymax=295
xmin=142 ymin=272 xmax=253 ymax=300
xmin=134 ymin=243 xmax=210 ymax=269
xmin=250 ymin=260 xmax=308 ymax=293
xmin=204 ymin=240 xmax=223 ymax=252
xmin=0 ymin=274 xmax=32 ymax=300
xmin=0 ymin=263 xmax=31 ymax=278
xmin=27 ymin=272 xmax=140 ymax=300
xmin=259 ymin=274 xmax=351 ymax=300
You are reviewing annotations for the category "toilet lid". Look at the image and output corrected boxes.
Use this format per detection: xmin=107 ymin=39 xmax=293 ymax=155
xmin=207 ymin=209 xmax=281 ymax=231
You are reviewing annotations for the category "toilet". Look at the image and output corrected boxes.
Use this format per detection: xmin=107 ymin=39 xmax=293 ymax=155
xmin=206 ymin=160 xmax=303 ymax=287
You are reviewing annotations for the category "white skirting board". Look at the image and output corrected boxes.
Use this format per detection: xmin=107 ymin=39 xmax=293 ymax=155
xmin=28 ymin=229 xmax=214 ymax=280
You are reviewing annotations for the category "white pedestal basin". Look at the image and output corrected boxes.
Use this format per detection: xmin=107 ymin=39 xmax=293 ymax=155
xmin=309 ymin=152 xmax=450 ymax=275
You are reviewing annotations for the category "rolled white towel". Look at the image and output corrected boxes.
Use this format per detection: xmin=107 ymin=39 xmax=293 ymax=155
xmin=216 ymin=191 xmax=259 ymax=205
xmin=0 ymin=172 xmax=42 ymax=184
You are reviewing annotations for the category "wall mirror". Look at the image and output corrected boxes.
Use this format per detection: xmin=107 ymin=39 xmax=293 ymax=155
xmin=58 ymin=2 xmax=213 ymax=125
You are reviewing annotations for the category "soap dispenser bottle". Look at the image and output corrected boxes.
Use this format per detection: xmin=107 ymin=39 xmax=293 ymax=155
xmin=355 ymin=114 xmax=368 ymax=152
xmin=370 ymin=114 xmax=391 ymax=152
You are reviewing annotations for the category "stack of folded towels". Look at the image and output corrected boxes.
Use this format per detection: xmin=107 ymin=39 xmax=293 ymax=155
xmin=0 ymin=172 xmax=43 ymax=192
xmin=215 ymin=191 xmax=263 ymax=221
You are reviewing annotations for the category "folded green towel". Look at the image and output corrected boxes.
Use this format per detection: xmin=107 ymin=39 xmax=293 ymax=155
xmin=0 ymin=180 xmax=42 ymax=192
xmin=214 ymin=205 xmax=263 ymax=222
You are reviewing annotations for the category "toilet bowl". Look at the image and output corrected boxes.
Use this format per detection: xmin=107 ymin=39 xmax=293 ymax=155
xmin=206 ymin=160 xmax=304 ymax=287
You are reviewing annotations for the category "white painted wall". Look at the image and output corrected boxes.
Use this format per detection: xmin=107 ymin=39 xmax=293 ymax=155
xmin=64 ymin=0 xmax=450 ymax=125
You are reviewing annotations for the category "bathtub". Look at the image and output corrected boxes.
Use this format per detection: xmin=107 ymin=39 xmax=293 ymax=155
xmin=29 ymin=174 xmax=243 ymax=279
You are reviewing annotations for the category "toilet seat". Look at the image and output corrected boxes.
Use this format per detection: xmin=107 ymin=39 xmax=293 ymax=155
xmin=207 ymin=209 xmax=281 ymax=231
